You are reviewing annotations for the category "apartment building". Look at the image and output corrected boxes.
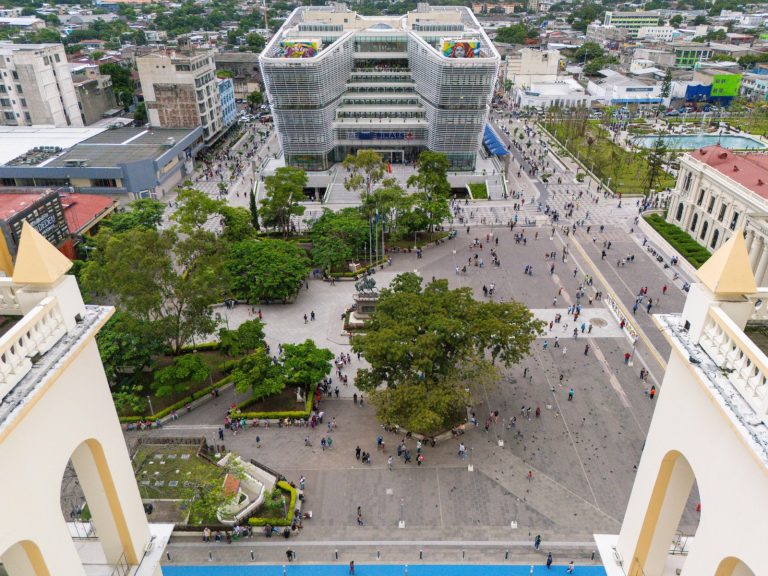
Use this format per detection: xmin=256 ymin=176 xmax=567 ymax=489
xmin=137 ymin=50 xmax=223 ymax=144
xmin=70 ymin=65 xmax=118 ymax=125
xmin=603 ymin=11 xmax=662 ymax=38
xmin=0 ymin=43 xmax=83 ymax=127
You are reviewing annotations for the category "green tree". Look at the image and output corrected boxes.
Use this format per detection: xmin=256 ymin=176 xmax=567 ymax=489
xmin=245 ymin=32 xmax=265 ymax=51
xmin=97 ymin=311 xmax=164 ymax=384
xmin=573 ymin=41 xmax=604 ymax=62
xmin=310 ymin=208 xmax=369 ymax=272
xmin=152 ymin=353 xmax=211 ymax=397
xmin=133 ymin=102 xmax=147 ymax=124
xmin=104 ymin=198 xmax=165 ymax=232
xmin=669 ymin=14 xmax=683 ymax=27
xmin=494 ymin=23 xmax=539 ymax=44
xmin=407 ymin=151 xmax=451 ymax=232
xmin=352 ymin=276 xmax=544 ymax=434
xmin=249 ymin=189 xmax=260 ymax=231
xmin=82 ymin=227 xmax=226 ymax=353
xmin=172 ymin=187 xmax=227 ymax=232
xmin=247 ymin=90 xmax=263 ymax=112
xmin=343 ymin=149 xmax=388 ymax=201
xmin=644 ymin=136 xmax=669 ymax=195
xmin=219 ymin=319 xmax=266 ymax=357
xmin=692 ymin=14 xmax=709 ymax=25
xmin=281 ymin=340 xmax=334 ymax=390
xmin=226 ymin=239 xmax=310 ymax=302
xmin=260 ymin=166 xmax=307 ymax=237
xmin=361 ymin=183 xmax=411 ymax=244
xmin=231 ymin=348 xmax=285 ymax=399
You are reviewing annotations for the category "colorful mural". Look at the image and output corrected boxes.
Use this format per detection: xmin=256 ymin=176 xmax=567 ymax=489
xmin=279 ymin=39 xmax=322 ymax=58
xmin=441 ymin=39 xmax=481 ymax=58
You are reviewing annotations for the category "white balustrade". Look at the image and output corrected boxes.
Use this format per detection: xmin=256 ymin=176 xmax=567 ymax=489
xmin=748 ymin=288 xmax=768 ymax=322
xmin=0 ymin=277 xmax=22 ymax=316
xmin=700 ymin=306 xmax=768 ymax=417
xmin=0 ymin=297 xmax=67 ymax=395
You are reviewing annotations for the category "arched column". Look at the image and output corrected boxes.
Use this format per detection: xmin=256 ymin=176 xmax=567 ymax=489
xmin=1 ymin=529 xmax=87 ymax=576
xmin=715 ymin=557 xmax=756 ymax=576
xmin=626 ymin=451 xmax=695 ymax=576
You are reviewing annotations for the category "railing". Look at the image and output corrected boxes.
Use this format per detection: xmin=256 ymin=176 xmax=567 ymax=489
xmin=700 ymin=306 xmax=768 ymax=417
xmin=0 ymin=278 xmax=21 ymax=316
xmin=0 ymin=296 xmax=66 ymax=394
xmin=747 ymin=288 xmax=768 ymax=322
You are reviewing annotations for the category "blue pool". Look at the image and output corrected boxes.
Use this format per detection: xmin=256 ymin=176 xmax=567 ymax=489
xmin=635 ymin=134 xmax=766 ymax=150
xmin=163 ymin=564 xmax=607 ymax=576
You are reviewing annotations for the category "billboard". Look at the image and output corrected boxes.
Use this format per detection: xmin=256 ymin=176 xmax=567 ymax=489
xmin=441 ymin=39 xmax=481 ymax=58
xmin=278 ymin=39 xmax=322 ymax=58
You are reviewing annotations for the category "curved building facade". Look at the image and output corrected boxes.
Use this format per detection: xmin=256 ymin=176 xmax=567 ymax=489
xmin=260 ymin=3 xmax=500 ymax=171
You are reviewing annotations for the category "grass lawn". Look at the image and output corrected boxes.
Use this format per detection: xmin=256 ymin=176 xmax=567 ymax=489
xmin=133 ymin=444 xmax=222 ymax=503
xmin=542 ymin=120 xmax=676 ymax=195
xmin=644 ymin=213 xmax=711 ymax=268
xmin=115 ymin=350 xmax=235 ymax=418
xmin=468 ymin=182 xmax=488 ymax=199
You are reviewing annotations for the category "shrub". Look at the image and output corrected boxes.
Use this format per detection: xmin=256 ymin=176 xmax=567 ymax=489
xmin=119 ymin=376 xmax=231 ymax=423
xmin=644 ymin=214 xmax=711 ymax=268
xmin=247 ymin=481 xmax=297 ymax=527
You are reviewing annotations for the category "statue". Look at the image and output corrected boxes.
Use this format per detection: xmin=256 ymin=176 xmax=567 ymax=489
xmin=355 ymin=276 xmax=377 ymax=294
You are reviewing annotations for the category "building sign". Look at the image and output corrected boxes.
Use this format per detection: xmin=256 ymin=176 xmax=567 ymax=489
xmin=626 ymin=86 xmax=653 ymax=92
xmin=711 ymin=74 xmax=742 ymax=98
xmin=7 ymin=192 xmax=70 ymax=251
xmin=278 ymin=39 xmax=322 ymax=58
xmin=441 ymin=39 xmax=481 ymax=58
xmin=356 ymin=132 xmax=415 ymax=140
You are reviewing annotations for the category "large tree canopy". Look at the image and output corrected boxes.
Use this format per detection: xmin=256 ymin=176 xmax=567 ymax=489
xmin=226 ymin=239 xmax=310 ymax=302
xmin=352 ymin=275 xmax=544 ymax=434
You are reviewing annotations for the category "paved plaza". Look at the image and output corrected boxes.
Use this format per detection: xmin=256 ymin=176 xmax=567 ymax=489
xmin=110 ymin=118 xmax=705 ymax=568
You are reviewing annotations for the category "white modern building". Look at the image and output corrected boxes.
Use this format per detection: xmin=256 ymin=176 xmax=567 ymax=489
xmin=0 ymin=223 xmax=171 ymax=575
xmin=588 ymin=69 xmax=664 ymax=105
xmin=514 ymin=77 xmax=592 ymax=109
xmin=637 ymin=25 xmax=678 ymax=42
xmin=0 ymin=44 xmax=83 ymax=127
xmin=137 ymin=49 xmax=223 ymax=144
xmin=666 ymin=145 xmax=768 ymax=286
xmin=260 ymin=2 xmax=500 ymax=171
xmin=505 ymin=47 xmax=561 ymax=88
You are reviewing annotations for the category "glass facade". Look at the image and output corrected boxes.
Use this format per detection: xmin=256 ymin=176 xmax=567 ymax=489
xmin=260 ymin=6 xmax=499 ymax=171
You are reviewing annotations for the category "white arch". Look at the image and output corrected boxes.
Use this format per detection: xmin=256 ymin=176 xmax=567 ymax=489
xmin=0 ymin=540 xmax=50 ymax=576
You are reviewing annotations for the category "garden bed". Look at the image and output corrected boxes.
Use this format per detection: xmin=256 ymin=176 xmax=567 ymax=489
xmin=468 ymin=182 xmax=488 ymax=199
xmin=644 ymin=213 xmax=711 ymax=268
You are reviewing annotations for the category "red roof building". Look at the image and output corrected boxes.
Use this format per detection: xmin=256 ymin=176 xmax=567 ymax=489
xmin=690 ymin=146 xmax=768 ymax=199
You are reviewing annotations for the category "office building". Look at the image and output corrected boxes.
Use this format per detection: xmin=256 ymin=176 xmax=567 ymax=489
xmin=587 ymin=69 xmax=663 ymax=105
xmin=603 ymin=11 xmax=662 ymax=38
xmin=0 ymin=223 xmax=171 ymax=575
xmin=137 ymin=50 xmax=223 ymax=144
xmin=218 ymin=76 xmax=237 ymax=129
xmin=672 ymin=42 xmax=713 ymax=69
xmin=0 ymin=43 xmax=83 ymax=127
xmin=214 ymin=52 xmax=262 ymax=101
xmin=260 ymin=2 xmax=500 ymax=171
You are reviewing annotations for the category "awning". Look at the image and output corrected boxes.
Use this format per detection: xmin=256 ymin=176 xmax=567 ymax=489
xmin=483 ymin=124 xmax=509 ymax=156
xmin=610 ymin=98 xmax=663 ymax=104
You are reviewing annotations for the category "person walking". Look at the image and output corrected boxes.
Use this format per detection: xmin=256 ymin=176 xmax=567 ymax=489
xmin=355 ymin=446 xmax=361 ymax=460
xmin=356 ymin=507 xmax=363 ymax=526
xmin=584 ymin=344 xmax=590 ymax=356
xmin=349 ymin=561 xmax=355 ymax=574
xmin=388 ymin=456 xmax=393 ymax=470
xmin=650 ymin=385 xmax=657 ymax=400
xmin=568 ymin=388 xmax=574 ymax=401
xmin=534 ymin=535 xmax=542 ymax=550
xmin=546 ymin=553 xmax=553 ymax=569
xmin=567 ymin=561 xmax=575 ymax=574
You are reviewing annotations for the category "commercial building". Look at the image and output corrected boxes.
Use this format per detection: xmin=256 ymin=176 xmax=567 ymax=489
xmin=636 ymin=25 xmax=678 ymax=42
xmin=665 ymin=145 xmax=768 ymax=285
xmin=218 ymin=76 xmax=237 ymax=129
xmin=514 ymin=78 xmax=592 ymax=109
xmin=260 ymin=2 xmax=500 ymax=171
xmin=597 ymin=233 xmax=768 ymax=576
xmin=214 ymin=52 xmax=262 ymax=101
xmin=603 ymin=11 xmax=662 ymax=38
xmin=0 ymin=125 xmax=203 ymax=200
xmin=137 ymin=50 xmax=223 ymax=144
xmin=586 ymin=23 xmax=629 ymax=45
xmin=70 ymin=64 xmax=119 ymax=126
xmin=671 ymin=42 xmax=712 ymax=69
xmin=587 ymin=69 xmax=664 ymax=105
xmin=505 ymin=47 xmax=561 ymax=88
xmin=0 ymin=43 xmax=83 ymax=127
xmin=0 ymin=223 xmax=171 ymax=575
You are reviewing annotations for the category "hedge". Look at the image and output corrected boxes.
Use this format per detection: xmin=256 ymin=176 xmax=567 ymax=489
xmin=644 ymin=214 xmax=711 ymax=269
xmin=247 ymin=480 xmax=298 ymax=527
xmin=119 ymin=376 xmax=232 ymax=423
xmin=231 ymin=382 xmax=316 ymax=420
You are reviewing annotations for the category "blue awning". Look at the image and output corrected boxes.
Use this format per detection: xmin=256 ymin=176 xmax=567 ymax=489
xmin=483 ymin=124 xmax=509 ymax=156
xmin=610 ymin=98 xmax=663 ymax=104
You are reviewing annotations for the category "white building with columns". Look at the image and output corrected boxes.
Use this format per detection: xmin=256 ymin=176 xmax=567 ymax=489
xmin=597 ymin=233 xmax=768 ymax=576
xmin=0 ymin=223 xmax=171 ymax=576
xmin=666 ymin=145 xmax=768 ymax=286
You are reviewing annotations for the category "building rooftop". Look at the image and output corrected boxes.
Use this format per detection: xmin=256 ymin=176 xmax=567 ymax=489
xmin=0 ymin=126 xmax=108 ymax=167
xmin=0 ymin=192 xmax=116 ymax=234
xmin=40 ymin=127 xmax=197 ymax=168
xmin=690 ymin=145 xmax=768 ymax=199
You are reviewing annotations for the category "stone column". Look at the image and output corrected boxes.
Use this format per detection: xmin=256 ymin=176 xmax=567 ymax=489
xmin=745 ymin=229 xmax=754 ymax=253
xmin=754 ymin=246 xmax=768 ymax=288
xmin=750 ymin=236 xmax=763 ymax=271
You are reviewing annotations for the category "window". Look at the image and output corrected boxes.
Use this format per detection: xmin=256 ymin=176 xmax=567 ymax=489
xmin=730 ymin=211 xmax=739 ymax=231
xmin=682 ymin=171 xmax=692 ymax=192
xmin=675 ymin=203 xmax=684 ymax=221
xmin=91 ymin=179 xmax=118 ymax=188
xmin=11 ymin=71 xmax=18 ymax=80
xmin=54 ymin=53 xmax=60 ymax=63
xmin=691 ymin=213 xmax=698 ymax=232
xmin=700 ymin=220 xmax=709 ymax=239
xmin=697 ymin=189 xmax=705 ymax=206
xmin=15 ymin=85 xmax=21 ymax=94
xmin=718 ymin=203 xmax=727 ymax=222
xmin=710 ymin=229 xmax=720 ymax=248
xmin=707 ymin=197 xmax=715 ymax=214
